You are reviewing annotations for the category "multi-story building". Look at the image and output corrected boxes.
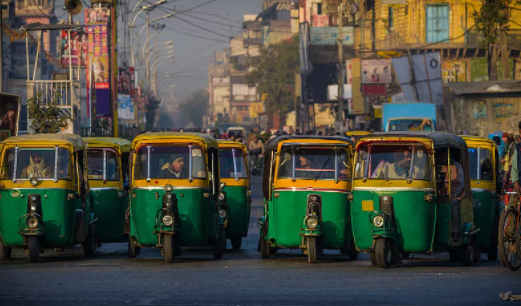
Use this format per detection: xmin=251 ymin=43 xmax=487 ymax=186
xmin=208 ymin=48 xmax=231 ymax=125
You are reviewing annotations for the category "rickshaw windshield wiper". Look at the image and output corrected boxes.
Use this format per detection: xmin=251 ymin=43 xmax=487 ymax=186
xmin=314 ymin=151 xmax=335 ymax=181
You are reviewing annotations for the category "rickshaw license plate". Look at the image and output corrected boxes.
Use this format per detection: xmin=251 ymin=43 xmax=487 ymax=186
xmin=362 ymin=200 xmax=374 ymax=212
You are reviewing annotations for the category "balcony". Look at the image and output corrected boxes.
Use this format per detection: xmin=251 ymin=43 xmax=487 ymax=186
xmin=26 ymin=80 xmax=81 ymax=119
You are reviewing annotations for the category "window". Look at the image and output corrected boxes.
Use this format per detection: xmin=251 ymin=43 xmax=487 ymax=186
xmin=313 ymin=3 xmax=322 ymax=15
xmin=219 ymin=149 xmax=247 ymax=179
xmin=388 ymin=7 xmax=394 ymax=29
xmin=2 ymin=147 xmax=71 ymax=181
xmin=468 ymin=148 xmax=493 ymax=181
xmin=277 ymin=146 xmax=351 ymax=181
xmin=87 ymin=149 xmax=120 ymax=181
xmin=426 ymin=4 xmax=449 ymax=43
xmin=134 ymin=145 xmax=207 ymax=180
xmin=354 ymin=144 xmax=431 ymax=181
xmin=388 ymin=119 xmax=433 ymax=131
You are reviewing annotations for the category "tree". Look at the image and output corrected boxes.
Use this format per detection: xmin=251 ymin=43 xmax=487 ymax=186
xmin=472 ymin=0 xmax=520 ymax=80
xmin=145 ymin=94 xmax=160 ymax=132
xmin=27 ymin=94 xmax=70 ymax=134
xmin=179 ymin=90 xmax=208 ymax=127
xmin=245 ymin=36 xmax=299 ymax=115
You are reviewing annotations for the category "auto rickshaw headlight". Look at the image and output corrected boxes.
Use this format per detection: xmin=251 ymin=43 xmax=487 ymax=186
xmin=27 ymin=216 xmax=39 ymax=229
xmin=164 ymin=184 xmax=173 ymax=192
xmin=306 ymin=216 xmax=319 ymax=229
xmin=162 ymin=214 xmax=174 ymax=226
xmin=219 ymin=192 xmax=225 ymax=201
xmin=373 ymin=215 xmax=384 ymax=228
xmin=219 ymin=208 xmax=227 ymax=218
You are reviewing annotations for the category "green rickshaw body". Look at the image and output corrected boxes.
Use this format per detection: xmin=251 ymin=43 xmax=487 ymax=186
xmin=0 ymin=188 xmax=77 ymax=247
xmin=260 ymin=136 xmax=355 ymax=256
xmin=221 ymin=185 xmax=249 ymax=238
xmin=0 ymin=134 xmax=93 ymax=260
xmin=271 ymin=189 xmax=350 ymax=248
xmin=85 ymin=137 xmax=132 ymax=244
xmin=129 ymin=132 xmax=223 ymax=261
xmin=130 ymin=187 xmax=215 ymax=247
xmin=472 ymin=189 xmax=497 ymax=249
xmin=351 ymin=189 xmax=435 ymax=252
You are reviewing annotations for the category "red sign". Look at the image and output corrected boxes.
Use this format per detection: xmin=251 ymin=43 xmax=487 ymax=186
xmin=362 ymin=84 xmax=387 ymax=96
xmin=312 ymin=14 xmax=329 ymax=27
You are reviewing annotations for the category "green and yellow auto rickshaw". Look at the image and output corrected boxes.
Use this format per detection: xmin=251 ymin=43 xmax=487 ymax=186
xmin=128 ymin=132 xmax=225 ymax=263
xmin=259 ymin=136 xmax=358 ymax=264
xmin=462 ymin=136 xmax=501 ymax=261
xmin=85 ymin=138 xmax=131 ymax=245
xmin=217 ymin=140 xmax=251 ymax=250
xmin=0 ymin=134 xmax=96 ymax=262
xmin=351 ymin=132 xmax=479 ymax=268
xmin=345 ymin=131 xmax=370 ymax=143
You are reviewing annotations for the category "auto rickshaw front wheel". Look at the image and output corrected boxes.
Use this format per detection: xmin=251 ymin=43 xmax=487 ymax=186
xmin=307 ymin=237 xmax=317 ymax=264
xmin=258 ymin=236 xmax=270 ymax=258
xmin=163 ymin=234 xmax=174 ymax=263
xmin=461 ymin=236 xmax=479 ymax=266
xmin=0 ymin=236 xmax=12 ymax=260
xmin=128 ymin=238 xmax=140 ymax=258
xmin=28 ymin=236 xmax=40 ymax=263
xmin=212 ymin=228 xmax=225 ymax=259
xmin=369 ymin=252 xmax=377 ymax=266
xmin=83 ymin=225 xmax=96 ymax=258
xmin=375 ymin=238 xmax=392 ymax=268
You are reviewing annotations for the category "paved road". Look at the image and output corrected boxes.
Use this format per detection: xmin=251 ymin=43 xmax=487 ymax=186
xmin=0 ymin=176 xmax=520 ymax=305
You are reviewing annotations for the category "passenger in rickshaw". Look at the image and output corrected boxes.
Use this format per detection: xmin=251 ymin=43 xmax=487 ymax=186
xmin=21 ymin=153 xmax=53 ymax=179
xmin=158 ymin=154 xmax=189 ymax=179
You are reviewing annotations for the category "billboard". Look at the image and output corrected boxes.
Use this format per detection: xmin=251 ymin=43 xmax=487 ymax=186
xmin=310 ymin=27 xmax=354 ymax=46
xmin=86 ymin=7 xmax=110 ymax=25
xmin=60 ymin=30 xmax=88 ymax=67
xmin=118 ymin=94 xmax=134 ymax=120
xmin=118 ymin=67 xmax=135 ymax=94
xmin=361 ymin=59 xmax=392 ymax=84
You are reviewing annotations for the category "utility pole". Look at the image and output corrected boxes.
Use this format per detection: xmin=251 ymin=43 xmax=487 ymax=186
xmin=146 ymin=10 xmax=150 ymax=89
xmin=335 ymin=1 xmax=345 ymax=133
xmin=0 ymin=9 xmax=3 ymax=92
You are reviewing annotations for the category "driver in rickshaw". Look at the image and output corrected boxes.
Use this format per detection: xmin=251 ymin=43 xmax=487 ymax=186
xmin=374 ymin=149 xmax=429 ymax=180
xmin=158 ymin=154 xmax=189 ymax=179
xmin=21 ymin=153 xmax=53 ymax=179
xmin=296 ymin=155 xmax=316 ymax=179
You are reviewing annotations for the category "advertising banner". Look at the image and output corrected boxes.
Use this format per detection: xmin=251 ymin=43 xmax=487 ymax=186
xmin=86 ymin=7 xmax=110 ymax=25
xmin=310 ymin=27 xmax=354 ymax=46
xmin=118 ymin=67 xmax=135 ymax=94
xmin=312 ymin=14 xmax=329 ymax=27
xmin=361 ymin=59 xmax=392 ymax=84
xmin=0 ymin=93 xmax=21 ymax=140
xmin=60 ymin=30 xmax=88 ymax=67
xmin=118 ymin=94 xmax=134 ymax=120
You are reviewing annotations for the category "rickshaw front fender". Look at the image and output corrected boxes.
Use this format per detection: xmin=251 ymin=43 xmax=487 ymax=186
xmin=461 ymin=222 xmax=480 ymax=245
xmin=300 ymin=215 xmax=322 ymax=237
xmin=18 ymin=213 xmax=45 ymax=236
xmin=219 ymin=203 xmax=230 ymax=228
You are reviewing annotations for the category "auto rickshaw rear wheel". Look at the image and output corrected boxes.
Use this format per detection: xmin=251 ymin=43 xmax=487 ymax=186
xmin=340 ymin=240 xmax=359 ymax=260
xmin=28 ymin=236 xmax=39 ymax=263
xmin=128 ymin=238 xmax=140 ymax=258
xmin=375 ymin=238 xmax=392 ymax=268
xmin=449 ymin=250 xmax=460 ymax=262
xmin=487 ymin=244 xmax=498 ymax=261
xmin=221 ymin=230 xmax=227 ymax=251
xmin=307 ymin=237 xmax=317 ymax=264
xmin=369 ymin=252 xmax=377 ymax=266
xmin=0 ymin=237 xmax=11 ymax=260
xmin=231 ymin=237 xmax=242 ymax=250
xmin=401 ymin=252 xmax=410 ymax=259
xmin=461 ymin=236 xmax=478 ymax=266
xmin=83 ymin=225 xmax=96 ymax=258
xmin=212 ymin=228 xmax=225 ymax=259
xmin=164 ymin=234 xmax=174 ymax=263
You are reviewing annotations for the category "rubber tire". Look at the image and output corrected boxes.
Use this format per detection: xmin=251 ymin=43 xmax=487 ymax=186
xmin=221 ymin=230 xmax=227 ymax=251
xmin=307 ymin=237 xmax=317 ymax=264
xmin=259 ymin=236 xmax=270 ymax=259
xmin=449 ymin=251 xmax=460 ymax=262
xmin=0 ymin=237 xmax=11 ymax=261
xmin=461 ymin=239 xmax=475 ymax=267
xmin=270 ymin=247 xmax=278 ymax=254
xmin=231 ymin=237 xmax=242 ymax=250
xmin=369 ymin=252 xmax=377 ymax=266
xmin=28 ymin=236 xmax=40 ymax=263
xmin=212 ymin=228 xmax=224 ymax=259
xmin=375 ymin=238 xmax=392 ymax=268
xmin=164 ymin=234 xmax=174 ymax=263
xmin=498 ymin=208 xmax=521 ymax=271
xmin=401 ymin=252 xmax=410 ymax=259
xmin=487 ymin=243 xmax=498 ymax=261
xmin=488 ymin=214 xmax=499 ymax=261
xmin=83 ymin=226 xmax=95 ymax=258
xmin=128 ymin=238 xmax=140 ymax=258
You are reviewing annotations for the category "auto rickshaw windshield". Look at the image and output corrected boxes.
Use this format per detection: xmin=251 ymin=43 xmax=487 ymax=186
xmin=219 ymin=148 xmax=247 ymax=179
xmin=134 ymin=144 xmax=207 ymax=180
xmin=468 ymin=147 xmax=493 ymax=181
xmin=277 ymin=146 xmax=351 ymax=181
xmin=354 ymin=143 xmax=431 ymax=180
xmin=2 ymin=147 xmax=71 ymax=180
xmin=88 ymin=149 xmax=120 ymax=181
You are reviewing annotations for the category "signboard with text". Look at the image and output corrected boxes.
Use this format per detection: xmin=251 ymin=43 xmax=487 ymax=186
xmin=310 ymin=27 xmax=354 ymax=46
xmin=361 ymin=59 xmax=392 ymax=84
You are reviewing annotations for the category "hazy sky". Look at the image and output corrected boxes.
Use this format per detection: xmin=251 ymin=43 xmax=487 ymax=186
xmin=125 ymin=0 xmax=265 ymax=100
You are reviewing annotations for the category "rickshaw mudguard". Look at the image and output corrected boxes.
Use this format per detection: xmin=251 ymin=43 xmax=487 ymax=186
xmin=461 ymin=222 xmax=479 ymax=245
xmin=18 ymin=214 xmax=45 ymax=236
xmin=221 ymin=185 xmax=249 ymax=238
xmin=299 ymin=215 xmax=322 ymax=237
xmin=0 ymin=188 xmax=77 ymax=247
xmin=131 ymin=187 xmax=212 ymax=247
xmin=90 ymin=188 xmax=128 ymax=243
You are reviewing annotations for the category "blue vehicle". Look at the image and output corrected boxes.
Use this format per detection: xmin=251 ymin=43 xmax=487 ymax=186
xmin=382 ymin=103 xmax=437 ymax=132
xmin=488 ymin=131 xmax=505 ymax=157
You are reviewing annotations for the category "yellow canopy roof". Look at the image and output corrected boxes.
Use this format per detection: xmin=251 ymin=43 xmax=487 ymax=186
xmin=132 ymin=132 xmax=218 ymax=149
xmin=85 ymin=137 xmax=131 ymax=153
xmin=2 ymin=134 xmax=85 ymax=151
xmin=217 ymin=140 xmax=247 ymax=151
xmin=461 ymin=135 xmax=497 ymax=149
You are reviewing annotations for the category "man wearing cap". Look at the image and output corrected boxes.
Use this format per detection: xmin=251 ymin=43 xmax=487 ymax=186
xmin=158 ymin=154 xmax=189 ymax=179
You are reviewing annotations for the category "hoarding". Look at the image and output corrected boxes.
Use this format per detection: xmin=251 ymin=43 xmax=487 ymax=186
xmin=60 ymin=30 xmax=88 ymax=67
xmin=361 ymin=59 xmax=392 ymax=84
xmin=310 ymin=27 xmax=354 ymax=46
